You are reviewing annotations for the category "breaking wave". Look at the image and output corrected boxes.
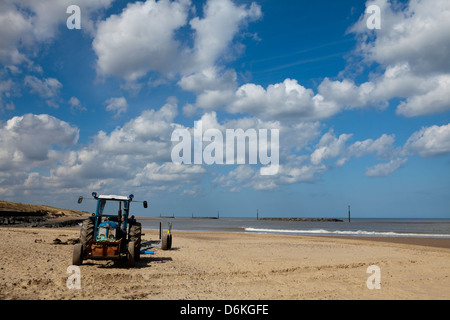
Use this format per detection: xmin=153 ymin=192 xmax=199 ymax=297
xmin=244 ymin=228 xmax=450 ymax=238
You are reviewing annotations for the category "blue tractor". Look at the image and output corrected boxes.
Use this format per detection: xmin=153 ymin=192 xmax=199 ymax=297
xmin=73 ymin=193 xmax=148 ymax=267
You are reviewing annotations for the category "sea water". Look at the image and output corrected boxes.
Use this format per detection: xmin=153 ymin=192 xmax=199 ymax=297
xmin=140 ymin=218 xmax=450 ymax=238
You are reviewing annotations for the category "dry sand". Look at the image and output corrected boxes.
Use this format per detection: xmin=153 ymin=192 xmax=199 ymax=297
xmin=0 ymin=226 xmax=449 ymax=300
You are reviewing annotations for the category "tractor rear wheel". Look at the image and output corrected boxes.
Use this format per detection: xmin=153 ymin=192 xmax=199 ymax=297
xmin=129 ymin=222 xmax=142 ymax=261
xmin=80 ymin=217 xmax=94 ymax=255
xmin=127 ymin=241 xmax=135 ymax=267
xmin=72 ymin=243 xmax=83 ymax=266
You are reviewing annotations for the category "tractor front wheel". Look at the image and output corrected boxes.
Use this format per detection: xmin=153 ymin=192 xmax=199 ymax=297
xmin=72 ymin=243 xmax=83 ymax=266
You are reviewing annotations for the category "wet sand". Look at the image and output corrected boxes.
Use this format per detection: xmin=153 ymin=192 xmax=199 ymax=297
xmin=0 ymin=227 xmax=449 ymax=300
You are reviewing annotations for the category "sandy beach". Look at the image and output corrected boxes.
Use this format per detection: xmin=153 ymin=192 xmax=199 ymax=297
xmin=0 ymin=226 xmax=449 ymax=300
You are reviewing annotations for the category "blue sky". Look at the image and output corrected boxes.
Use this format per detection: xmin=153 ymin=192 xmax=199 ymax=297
xmin=1 ymin=0 xmax=449 ymax=218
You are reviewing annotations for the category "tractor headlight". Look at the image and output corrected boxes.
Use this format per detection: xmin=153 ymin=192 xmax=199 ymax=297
xmin=108 ymin=228 xmax=117 ymax=240
xmin=98 ymin=227 xmax=107 ymax=240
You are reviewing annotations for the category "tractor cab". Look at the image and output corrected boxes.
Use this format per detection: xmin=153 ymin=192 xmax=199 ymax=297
xmin=93 ymin=194 xmax=134 ymax=242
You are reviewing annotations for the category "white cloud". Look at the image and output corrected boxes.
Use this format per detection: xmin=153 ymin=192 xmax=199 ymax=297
xmin=179 ymin=67 xmax=237 ymax=94
xmin=365 ymin=158 xmax=408 ymax=177
xmin=96 ymin=98 xmax=178 ymax=160
xmin=0 ymin=79 xmax=15 ymax=112
xmin=404 ymin=123 xmax=450 ymax=158
xmin=396 ymin=75 xmax=450 ymax=117
xmin=0 ymin=2 xmax=34 ymax=66
xmin=93 ymin=0 xmax=191 ymax=81
xmin=93 ymin=0 xmax=261 ymax=84
xmin=310 ymin=130 xmax=353 ymax=166
xmin=346 ymin=0 xmax=450 ymax=116
xmin=0 ymin=114 xmax=79 ymax=171
xmin=212 ymin=165 xmax=256 ymax=191
xmin=24 ymin=76 xmax=62 ymax=99
xmin=188 ymin=0 xmax=261 ymax=72
xmin=212 ymin=127 xmax=400 ymax=191
xmin=69 ymin=96 xmax=86 ymax=113
xmin=39 ymin=98 xmax=207 ymax=195
xmin=175 ymin=0 xmax=262 ymax=115
xmin=184 ymin=0 xmax=450 ymax=120
xmin=310 ymin=130 xmax=397 ymax=167
xmin=212 ymin=155 xmax=328 ymax=191
xmin=0 ymin=0 xmax=115 ymax=66
xmin=9 ymin=0 xmax=115 ymax=39
xmin=179 ymin=67 xmax=237 ymax=114
xmin=132 ymin=162 xmax=206 ymax=187
xmin=24 ymin=75 xmax=63 ymax=108
xmin=347 ymin=134 xmax=396 ymax=161
xmin=351 ymin=0 xmax=450 ymax=75
xmin=227 ymin=79 xmax=340 ymax=121
xmin=319 ymin=62 xmax=437 ymax=112
xmin=105 ymin=97 xmax=128 ymax=118
xmin=0 ymin=99 xmax=202 ymax=197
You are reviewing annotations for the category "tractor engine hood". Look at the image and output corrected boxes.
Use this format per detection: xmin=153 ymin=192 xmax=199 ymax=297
xmin=96 ymin=221 xmax=119 ymax=242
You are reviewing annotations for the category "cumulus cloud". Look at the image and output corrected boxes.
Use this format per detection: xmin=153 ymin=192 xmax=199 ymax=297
xmin=93 ymin=0 xmax=191 ymax=81
xmin=346 ymin=0 xmax=450 ymax=116
xmin=179 ymin=67 xmax=237 ymax=114
xmin=183 ymin=0 xmax=450 ymax=120
xmin=131 ymin=162 xmax=206 ymax=188
xmin=396 ymin=75 xmax=450 ymax=117
xmin=213 ymin=155 xmax=328 ymax=191
xmin=3 ymin=0 xmax=450 ymax=198
xmin=43 ymin=98 xmax=207 ymax=195
xmin=227 ymin=79 xmax=340 ymax=121
xmin=185 ymin=120 xmax=450 ymax=191
xmin=212 ymin=165 xmax=255 ymax=191
xmin=351 ymin=0 xmax=450 ymax=75
xmin=1 ymin=114 xmax=448 ymax=197
xmin=0 ymin=99 xmax=206 ymax=197
xmin=188 ymin=0 xmax=261 ymax=72
xmin=11 ymin=0 xmax=115 ymax=38
xmin=0 ymin=114 xmax=79 ymax=171
xmin=0 ymin=2 xmax=34 ymax=66
xmin=212 ymin=126 xmax=401 ymax=191
xmin=93 ymin=0 xmax=261 ymax=83
xmin=310 ymin=131 xmax=353 ymax=166
xmin=96 ymin=98 xmax=178 ymax=159
xmin=310 ymin=130 xmax=398 ymax=167
xmin=404 ymin=123 xmax=450 ymax=158
xmin=0 ymin=0 xmax=115 ymax=115
xmin=0 ymin=0 xmax=115 ymax=66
